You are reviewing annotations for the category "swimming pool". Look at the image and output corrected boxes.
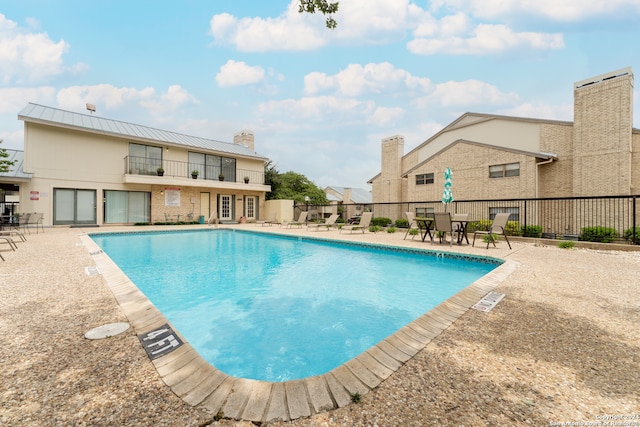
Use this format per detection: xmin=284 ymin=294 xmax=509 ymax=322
xmin=91 ymin=229 xmax=499 ymax=382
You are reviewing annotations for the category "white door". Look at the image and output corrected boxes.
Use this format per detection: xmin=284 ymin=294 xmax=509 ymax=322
xmin=246 ymin=196 xmax=256 ymax=220
xmin=220 ymin=195 xmax=232 ymax=221
xmin=200 ymin=192 xmax=210 ymax=221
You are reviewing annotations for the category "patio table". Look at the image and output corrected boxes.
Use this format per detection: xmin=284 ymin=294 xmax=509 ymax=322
xmin=415 ymin=217 xmax=435 ymax=242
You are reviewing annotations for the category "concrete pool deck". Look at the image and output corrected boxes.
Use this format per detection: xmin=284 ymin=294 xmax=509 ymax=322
xmin=1 ymin=224 xmax=639 ymax=426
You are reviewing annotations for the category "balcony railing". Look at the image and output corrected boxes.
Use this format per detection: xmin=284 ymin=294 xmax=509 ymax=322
xmin=124 ymin=156 xmax=267 ymax=184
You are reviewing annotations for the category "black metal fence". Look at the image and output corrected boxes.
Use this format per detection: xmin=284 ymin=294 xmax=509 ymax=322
xmin=298 ymin=195 xmax=639 ymax=245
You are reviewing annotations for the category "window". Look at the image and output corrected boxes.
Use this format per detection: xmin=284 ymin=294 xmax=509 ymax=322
xmin=489 ymin=207 xmax=519 ymax=222
xmin=189 ymin=152 xmax=236 ymax=181
xmin=416 ymin=173 xmax=434 ymax=185
xmin=129 ymin=143 xmax=162 ymax=175
xmin=104 ymin=190 xmax=150 ymax=224
xmin=489 ymin=162 xmax=520 ymax=178
xmin=415 ymin=207 xmax=434 ymax=217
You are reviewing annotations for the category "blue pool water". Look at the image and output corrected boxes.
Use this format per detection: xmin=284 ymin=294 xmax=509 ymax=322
xmin=91 ymin=230 xmax=498 ymax=382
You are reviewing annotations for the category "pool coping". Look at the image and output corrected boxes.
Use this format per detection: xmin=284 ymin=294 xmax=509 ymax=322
xmin=81 ymin=229 xmax=518 ymax=423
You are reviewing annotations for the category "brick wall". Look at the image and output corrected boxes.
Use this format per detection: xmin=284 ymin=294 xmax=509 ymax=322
xmin=573 ymin=72 xmax=633 ymax=196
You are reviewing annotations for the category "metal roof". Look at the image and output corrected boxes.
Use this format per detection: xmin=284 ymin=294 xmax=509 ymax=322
xmin=0 ymin=149 xmax=31 ymax=181
xmin=325 ymin=186 xmax=372 ymax=204
xmin=18 ymin=103 xmax=267 ymax=160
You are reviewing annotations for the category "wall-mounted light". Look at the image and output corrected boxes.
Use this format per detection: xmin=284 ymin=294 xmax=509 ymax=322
xmin=160 ymin=190 xmax=164 ymax=195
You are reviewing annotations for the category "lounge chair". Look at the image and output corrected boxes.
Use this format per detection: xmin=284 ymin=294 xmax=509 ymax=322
xmin=256 ymin=213 xmax=279 ymax=226
xmin=0 ymin=229 xmax=26 ymax=243
xmin=307 ymin=214 xmax=339 ymax=231
xmin=0 ymin=235 xmax=18 ymax=260
xmin=286 ymin=211 xmax=308 ymax=228
xmin=403 ymin=212 xmax=420 ymax=240
xmin=433 ymin=212 xmax=454 ymax=246
xmin=340 ymin=212 xmax=373 ymax=234
xmin=472 ymin=212 xmax=512 ymax=249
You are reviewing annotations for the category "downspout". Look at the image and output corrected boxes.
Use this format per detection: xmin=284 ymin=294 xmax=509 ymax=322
xmin=535 ymin=158 xmax=555 ymax=198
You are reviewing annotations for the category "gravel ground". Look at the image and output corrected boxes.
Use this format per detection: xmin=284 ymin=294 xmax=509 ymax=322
xmin=1 ymin=226 xmax=638 ymax=427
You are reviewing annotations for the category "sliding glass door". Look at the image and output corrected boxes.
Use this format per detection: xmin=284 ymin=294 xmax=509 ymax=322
xmin=53 ymin=188 xmax=96 ymax=225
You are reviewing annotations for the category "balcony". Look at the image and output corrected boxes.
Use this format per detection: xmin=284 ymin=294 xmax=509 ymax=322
xmin=124 ymin=156 xmax=269 ymax=188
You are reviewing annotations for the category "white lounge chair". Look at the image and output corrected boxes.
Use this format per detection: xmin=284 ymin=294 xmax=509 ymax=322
xmin=340 ymin=212 xmax=373 ymax=234
xmin=286 ymin=211 xmax=308 ymax=228
xmin=307 ymin=214 xmax=339 ymax=231
xmin=257 ymin=213 xmax=281 ymax=226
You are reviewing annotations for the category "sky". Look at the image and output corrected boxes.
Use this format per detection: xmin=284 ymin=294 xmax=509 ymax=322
xmin=1 ymin=1 xmax=639 ymax=189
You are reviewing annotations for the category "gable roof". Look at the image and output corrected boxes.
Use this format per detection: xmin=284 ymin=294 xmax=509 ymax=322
xmin=18 ymin=103 xmax=267 ymax=160
xmin=404 ymin=112 xmax=572 ymax=160
xmin=0 ymin=149 xmax=31 ymax=181
xmin=325 ymin=186 xmax=372 ymax=204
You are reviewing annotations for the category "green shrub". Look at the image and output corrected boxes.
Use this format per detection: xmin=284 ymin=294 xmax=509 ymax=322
xmin=482 ymin=234 xmax=499 ymax=243
xmin=558 ymin=241 xmax=575 ymax=249
xmin=521 ymin=225 xmax=543 ymax=238
xmin=395 ymin=218 xmax=409 ymax=228
xmin=371 ymin=217 xmax=392 ymax=227
xmin=408 ymin=229 xmax=419 ymax=236
xmin=505 ymin=221 xmax=522 ymax=236
xmin=386 ymin=226 xmax=397 ymax=233
xmin=623 ymin=227 xmax=639 ymax=243
xmin=369 ymin=225 xmax=381 ymax=233
xmin=468 ymin=220 xmax=491 ymax=233
xmin=579 ymin=226 xmax=617 ymax=243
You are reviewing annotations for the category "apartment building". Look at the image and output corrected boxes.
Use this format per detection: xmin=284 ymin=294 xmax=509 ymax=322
xmin=9 ymin=103 xmax=271 ymax=227
xmin=369 ymin=67 xmax=640 ymax=222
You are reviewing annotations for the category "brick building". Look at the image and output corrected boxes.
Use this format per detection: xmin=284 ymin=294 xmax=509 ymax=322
xmin=369 ymin=67 xmax=639 ymax=222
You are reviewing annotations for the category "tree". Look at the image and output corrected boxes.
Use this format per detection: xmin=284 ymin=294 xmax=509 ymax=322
xmin=298 ymin=0 xmax=339 ymax=29
xmin=0 ymin=140 xmax=16 ymax=174
xmin=265 ymin=162 xmax=328 ymax=204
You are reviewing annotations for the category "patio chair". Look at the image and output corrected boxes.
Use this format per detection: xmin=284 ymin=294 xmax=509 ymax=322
xmin=16 ymin=213 xmax=31 ymax=234
xmin=286 ymin=211 xmax=308 ymax=228
xmin=472 ymin=212 xmax=512 ymax=249
xmin=403 ymin=212 xmax=420 ymax=240
xmin=307 ymin=214 xmax=339 ymax=231
xmin=22 ymin=213 xmax=44 ymax=234
xmin=340 ymin=212 xmax=373 ymax=234
xmin=433 ymin=212 xmax=454 ymax=246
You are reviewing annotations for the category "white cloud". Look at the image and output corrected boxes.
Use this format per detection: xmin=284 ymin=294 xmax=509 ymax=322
xmin=0 ymin=13 xmax=72 ymax=84
xmin=304 ymin=62 xmax=431 ymax=97
xmin=409 ymin=23 xmax=564 ymax=55
xmin=415 ymin=80 xmax=520 ymax=108
xmin=209 ymin=4 xmax=326 ymax=52
xmin=369 ymin=106 xmax=405 ymax=126
xmin=215 ymin=60 xmax=266 ymax=87
xmin=258 ymin=96 xmax=375 ymax=122
xmin=0 ymin=86 xmax=56 ymax=114
xmin=430 ymin=0 xmax=640 ymax=21
xmin=502 ymin=102 xmax=573 ymax=121
xmin=56 ymin=84 xmax=197 ymax=115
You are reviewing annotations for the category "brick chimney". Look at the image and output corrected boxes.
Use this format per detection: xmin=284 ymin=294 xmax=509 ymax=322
xmin=234 ymin=130 xmax=254 ymax=152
